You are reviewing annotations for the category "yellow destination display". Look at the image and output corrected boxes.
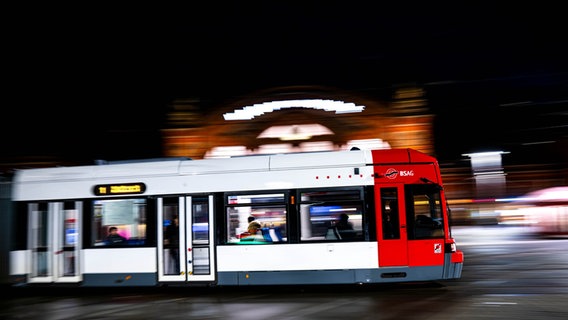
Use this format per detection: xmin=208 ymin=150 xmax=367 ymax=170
xmin=93 ymin=183 xmax=146 ymax=196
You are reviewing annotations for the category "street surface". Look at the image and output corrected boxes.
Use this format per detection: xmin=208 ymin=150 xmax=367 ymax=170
xmin=2 ymin=225 xmax=567 ymax=319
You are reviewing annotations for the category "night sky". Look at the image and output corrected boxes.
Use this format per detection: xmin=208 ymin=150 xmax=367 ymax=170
xmin=3 ymin=4 xmax=568 ymax=167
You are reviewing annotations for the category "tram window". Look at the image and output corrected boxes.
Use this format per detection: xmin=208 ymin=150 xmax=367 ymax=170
xmin=380 ymin=188 xmax=400 ymax=240
xmin=192 ymin=197 xmax=210 ymax=244
xmin=13 ymin=202 xmax=29 ymax=250
xmin=225 ymin=193 xmax=287 ymax=244
xmin=299 ymin=189 xmax=364 ymax=241
xmin=91 ymin=198 xmax=148 ymax=246
xmin=406 ymin=185 xmax=445 ymax=239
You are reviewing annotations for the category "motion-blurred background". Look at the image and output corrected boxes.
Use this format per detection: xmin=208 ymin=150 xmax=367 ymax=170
xmin=2 ymin=3 xmax=567 ymax=227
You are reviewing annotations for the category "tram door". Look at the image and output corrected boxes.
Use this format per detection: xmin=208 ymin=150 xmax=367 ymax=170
xmin=377 ymin=186 xmax=408 ymax=267
xmin=158 ymin=195 xmax=215 ymax=283
xmin=27 ymin=201 xmax=82 ymax=284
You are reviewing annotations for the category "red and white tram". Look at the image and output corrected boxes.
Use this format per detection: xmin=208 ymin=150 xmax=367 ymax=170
xmin=9 ymin=148 xmax=463 ymax=287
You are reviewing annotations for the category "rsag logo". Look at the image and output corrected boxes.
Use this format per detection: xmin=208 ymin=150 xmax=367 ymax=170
xmin=385 ymin=168 xmax=398 ymax=179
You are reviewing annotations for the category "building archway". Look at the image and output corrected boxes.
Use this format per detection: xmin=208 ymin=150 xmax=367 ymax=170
xmin=162 ymin=85 xmax=433 ymax=159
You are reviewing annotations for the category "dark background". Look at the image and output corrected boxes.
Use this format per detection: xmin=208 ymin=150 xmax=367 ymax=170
xmin=3 ymin=3 xmax=568 ymax=166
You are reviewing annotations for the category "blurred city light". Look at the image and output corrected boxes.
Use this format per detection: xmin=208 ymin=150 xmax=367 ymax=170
xmin=257 ymin=124 xmax=333 ymax=141
xmin=223 ymin=99 xmax=365 ymax=120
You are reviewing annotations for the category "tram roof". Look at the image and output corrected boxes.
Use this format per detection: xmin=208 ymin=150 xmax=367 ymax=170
xmin=13 ymin=149 xmax=377 ymax=183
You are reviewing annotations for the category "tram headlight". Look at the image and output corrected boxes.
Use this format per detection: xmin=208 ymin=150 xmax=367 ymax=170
xmin=445 ymin=241 xmax=457 ymax=253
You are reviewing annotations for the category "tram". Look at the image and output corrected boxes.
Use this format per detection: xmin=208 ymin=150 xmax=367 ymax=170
xmin=8 ymin=148 xmax=463 ymax=287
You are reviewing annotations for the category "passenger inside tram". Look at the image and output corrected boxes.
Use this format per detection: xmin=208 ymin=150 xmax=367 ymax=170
xmin=240 ymin=221 xmax=265 ymax=242
xmin=335 ymin=213 xmax=356 ymax=239
xmin=105 ymin=226 xmax=127 ymax=245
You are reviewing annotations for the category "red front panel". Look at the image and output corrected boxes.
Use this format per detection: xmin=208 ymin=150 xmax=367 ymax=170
xmin=375 ymin=185 xmax=408 ymax=267
xmin=372 ymin=149 xmax=447 ymax=268
xmin=407 ymin=240 xmax=445 ymax=267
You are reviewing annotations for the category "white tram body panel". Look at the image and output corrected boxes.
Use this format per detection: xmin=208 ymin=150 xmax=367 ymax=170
xmin=82 ymin=248 xmax=157 ymax=274
xmin=216 ymin=242 xmax=379 ymax=272
xmin=13 ymin=150 xmax=375 ymax=201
